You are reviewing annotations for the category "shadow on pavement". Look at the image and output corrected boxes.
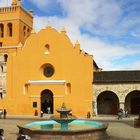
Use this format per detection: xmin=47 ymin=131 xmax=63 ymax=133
xmin=108 ymin=136 xmax=133 ymax=140
xmin=96 ymin=119 xmax=135 ymax=128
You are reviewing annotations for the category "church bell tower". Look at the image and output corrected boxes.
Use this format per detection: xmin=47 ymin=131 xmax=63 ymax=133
xmin=0 ymin=0 xmax=33 ymax=47
xmin=0 ymin=0 xmax=33 ymax=99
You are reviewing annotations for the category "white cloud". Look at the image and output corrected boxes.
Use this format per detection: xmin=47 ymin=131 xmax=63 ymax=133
xmin=32 ymin=0 xmax=125 ymax=36
xmin=129 ymin=61 xmax=140 ymax=70
xmin=31 ymin=0 xmax=140 ymax=37
xmin=31 ymin=0 xmax=140 ymax=70
xmin=131 ymin=27 xmax=140 ymax=37
xmin=110 ymin=60 xmax=140 ymax=71
xmin=1 ymin=0 xmax=140 ymax=70
xmin=58 ymin=0 xmax=121 ymax=27
xmin=0 ymin=0 xmax=11 ymax=7
xmin=33 ymin=15 xmax=140 ymax=70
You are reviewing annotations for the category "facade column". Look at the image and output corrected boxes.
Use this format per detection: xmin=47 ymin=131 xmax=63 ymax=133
xmin=92 ymin=101 xmax=97 ymax=116
xmin=95 ymin=101 xmax=97 ymax=116
xmin=119 ymin=102 xmax=125 ymax=111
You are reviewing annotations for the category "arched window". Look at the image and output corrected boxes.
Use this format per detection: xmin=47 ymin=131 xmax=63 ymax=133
xmin=0 ymin=24 xmax=4 ymax=37
xmin=0 ymin=66 xmax=3 ymax=72
xmin=0 ymin=42 xmax=2 ymax=47
xmin=7 ymin=23 xmax=12 ymax=37
xmin=4 ymin=54 xmax=8 ymax=62
xmin=24 ymin=84 xmax=28 ymax=95
xmin=27 ymin=28 xmax=30 ymax=35
xmin=45 ymin=44 xmax=50 ymax=54
xmin=66 ymin=83 xmax=71 ymax=94
xmin=23 ymin=26 xmax=26 ymax=36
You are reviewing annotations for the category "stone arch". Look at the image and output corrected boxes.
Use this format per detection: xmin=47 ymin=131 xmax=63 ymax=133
xmin=125 ymin=90 xmax=140 ymax=114
xmin=41 ymin=89 xmax=53 ymax=114
xmin=97 ymin=91 xmax=119 ymax=114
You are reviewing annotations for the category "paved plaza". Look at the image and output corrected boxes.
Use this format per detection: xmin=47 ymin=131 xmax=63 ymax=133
xmin=0 ymin=115 xmax=140 ymax=140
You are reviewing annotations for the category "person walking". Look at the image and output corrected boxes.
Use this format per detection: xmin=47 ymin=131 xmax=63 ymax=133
xmin=117 ymin=109 xmax=123 ymax=120
xmin=17 ymin=129 xmax=31 ymax=140
xmin=40 ymin=110 xmax=43 ymax=117
xmin=87 ymin=112 xmax=91 ymax=119
xmin=0 ymin=129 xmax=5 ymax=140
xmin=0 ymin=110 xmax=3 ymax=119
xmin=3 ymin=109 xmax=7 ymax=119
xmin=47 ymin=106 xmax=51 ymax=114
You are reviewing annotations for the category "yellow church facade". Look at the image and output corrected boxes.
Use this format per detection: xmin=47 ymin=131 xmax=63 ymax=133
xmin=0 ymin=0 xmax=93 ymax=117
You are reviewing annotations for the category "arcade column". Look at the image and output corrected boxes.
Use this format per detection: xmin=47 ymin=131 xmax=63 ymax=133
xmin=119 ymin=102 xmax=125 ymax=111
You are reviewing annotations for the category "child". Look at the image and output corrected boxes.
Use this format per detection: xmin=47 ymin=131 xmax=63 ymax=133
xmin=87 ymin=112 xmax=91 ymax=119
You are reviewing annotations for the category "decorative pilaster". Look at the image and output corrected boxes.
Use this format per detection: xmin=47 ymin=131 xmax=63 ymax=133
xmin=93 ymin=101 xmax=97 ymax=116
xmin=119 ymin=102 xmax=125 ymax=111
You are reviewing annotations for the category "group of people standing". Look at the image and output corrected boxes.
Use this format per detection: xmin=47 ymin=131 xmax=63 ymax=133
xmin=41 ymin=100 xmax=52 ymax=116
xmin=0 ymin=109 xmax=7 ymax=119
xmin=17 ymin=129 xmax=31 ymax=140
xmin=0 ymin=109 xmax=31 ymax=140
xmin=0 ymin=129 xmax=31 ymax=140
xmin=117 ymin=108 xmax=130 ymax=119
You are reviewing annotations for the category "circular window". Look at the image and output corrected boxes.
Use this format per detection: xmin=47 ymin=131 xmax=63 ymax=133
xmin=43 ymin=64 xmax=54 ymax=77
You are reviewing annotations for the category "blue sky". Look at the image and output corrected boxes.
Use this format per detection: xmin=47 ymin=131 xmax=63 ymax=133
xmin=1 ymin=0 xmax=140 ymax=70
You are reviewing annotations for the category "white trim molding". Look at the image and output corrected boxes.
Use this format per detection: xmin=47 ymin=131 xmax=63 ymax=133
xmin=28 ymin=80 xmax=66 ymax=85
xmin=44 ymin=52 xmax=49 ymax=55
xmin=0 ymin=46 xmax=18 ymax=49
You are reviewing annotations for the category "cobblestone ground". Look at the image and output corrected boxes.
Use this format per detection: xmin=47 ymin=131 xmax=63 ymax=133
xmin=0 ymin=116 xmax=140 ymax=140
xmin=107 ymin=121 xmax=140 ymax=140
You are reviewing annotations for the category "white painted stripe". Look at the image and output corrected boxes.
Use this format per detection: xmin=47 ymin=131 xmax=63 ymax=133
xmin=0 ymin=46 xmax=18 ymax=49
xmin=28 ymin=80 xmax=65 ymax=85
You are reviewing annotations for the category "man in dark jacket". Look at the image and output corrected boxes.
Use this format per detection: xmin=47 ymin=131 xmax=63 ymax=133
xmin=17 ymin=129 xmax=31 ymax=140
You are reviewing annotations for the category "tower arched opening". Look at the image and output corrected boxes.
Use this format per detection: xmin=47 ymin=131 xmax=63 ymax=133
xmin=0 ymin=24 xmax=4 ymax=37
xmin=7 ymin=23 xmax=13 ymax=37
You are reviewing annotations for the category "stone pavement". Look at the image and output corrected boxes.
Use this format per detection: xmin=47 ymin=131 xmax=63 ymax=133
xmin=94 ymin=115 xmax=140 ymax=140
xmin=0 ymin=115 xmax=140 ymax=140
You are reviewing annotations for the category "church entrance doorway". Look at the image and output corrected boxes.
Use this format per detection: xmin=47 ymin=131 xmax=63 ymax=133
xmin=97 ymin=91 xmax=119 ymax=115
xmin=41 ymin=89 xmax=53 ymax=114
xmin=125 ymin=90 xmax=140 ymax=114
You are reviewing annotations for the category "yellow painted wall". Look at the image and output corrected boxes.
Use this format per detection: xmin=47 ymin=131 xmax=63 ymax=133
xmin=0 ymin=6 xmax=33 ymax=46
xmin=0 ymin=26 xmax=93 ymax=117
xmin=0 ymin=3 xmax=93 ymax=117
